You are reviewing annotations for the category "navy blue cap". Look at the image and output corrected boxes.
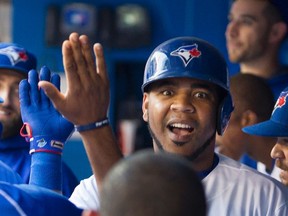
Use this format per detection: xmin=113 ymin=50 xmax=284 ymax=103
xmin=243 ymin=86 xmax=288 ymax=137
xmin=0 ymin=43 xmax=37 ymax=74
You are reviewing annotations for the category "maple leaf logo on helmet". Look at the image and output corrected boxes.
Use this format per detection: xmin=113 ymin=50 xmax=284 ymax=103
xmin=170 ymin=44 xmax=201 ymax=66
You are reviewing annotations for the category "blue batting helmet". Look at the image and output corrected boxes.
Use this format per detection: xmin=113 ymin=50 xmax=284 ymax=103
xmin=142 ymin=37 xmax=234 ymax=135
xmin=0 ymin=43 xmax=37 ymax=74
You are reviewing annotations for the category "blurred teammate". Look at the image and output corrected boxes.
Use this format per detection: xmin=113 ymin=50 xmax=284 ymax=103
xmin=226 ymin=0 xmax=288 ymax=98
xmin=244 ymin=85 xmax=288 ymax=186
xmin=216 ymin=73 xmax=281 ymax=181
xmin=0 ymin=42 xmax=78 ymax=196
xmin=100 ymin=150 xmax=206 ymax=216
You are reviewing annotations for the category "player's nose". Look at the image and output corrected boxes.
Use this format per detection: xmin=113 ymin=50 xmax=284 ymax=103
xmin=0 ymin=89 xmax=12 ymax=106
xmin=271 ymin=143 xmax=285 ymax=160
xmin=226 ymin=20 xmax=239 ymax=39
xmin=170 ymin=93 xmax=195 ymax=113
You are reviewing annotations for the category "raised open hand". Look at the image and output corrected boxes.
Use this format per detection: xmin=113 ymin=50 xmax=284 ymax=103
xmin=38 ymin=33 xmax=110 ymax=127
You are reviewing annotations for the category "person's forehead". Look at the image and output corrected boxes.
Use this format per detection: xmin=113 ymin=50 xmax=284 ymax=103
xmin=157 ymin=77 xmax=217 ymax=88
xmin=0 ymin=69 xmax=27 ymax=80
xmin=232 ymin=0 xmax=268 ymax=16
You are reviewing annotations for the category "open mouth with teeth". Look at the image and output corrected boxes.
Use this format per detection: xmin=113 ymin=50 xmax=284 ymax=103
xmin=168 ymin=123 xmax=194 ymax=136
xmin=0 ymin=110 xmax=10 ymax=118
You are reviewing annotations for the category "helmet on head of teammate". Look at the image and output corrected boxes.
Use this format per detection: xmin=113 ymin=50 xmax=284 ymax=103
xmin=141 ymin=36 xmax=234 ymax=135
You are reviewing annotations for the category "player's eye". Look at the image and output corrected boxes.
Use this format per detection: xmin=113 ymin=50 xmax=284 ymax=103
xmin=14 ymin=88 xmax=19 ymax=95
xmin=162 ymin=90 xmax=173 ymax=96
xmin=239 ymin=17 xmax=255 ymax=26
xmin=227 ymin=14 xmax=233 ymax=23
xmin=194 ymin=91 xmax=209 ymax=99
xmin=282 ymin=138 xmax=288 ymax=146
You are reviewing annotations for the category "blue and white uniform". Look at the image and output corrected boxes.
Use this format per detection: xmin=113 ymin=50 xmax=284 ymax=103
xmin=69 ymin=175 xmax=100 ymax=211
xmin=0 ymin=182 xmax=83 ymax=216
xmin=239 ymin=153 xmax=282 ymax=182
xmin=267 ymin=68 xmax=288 ymax=100
xmin=203 ymin=154 xmax=288 ymax=215
xmin=257 ymin=161 xmax=282 ymax=182
xmin=0 ymin=134 xmax=79 ymax=197
xmin=0 ymin=160 xmax=22 ymax=184
xmin=0 ymin=43 xmax=79 ymax=197
xmin=70 ymin=154 xmax=288 ymax=215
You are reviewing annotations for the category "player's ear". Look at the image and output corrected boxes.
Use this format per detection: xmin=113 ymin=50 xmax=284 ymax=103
xmin=269 ymin=22 xmax=287 ymax=43
xmin=142 ymin=93 xmax=149 ymax=122
xmin=240 ymin=110 xmax=257 ymax=127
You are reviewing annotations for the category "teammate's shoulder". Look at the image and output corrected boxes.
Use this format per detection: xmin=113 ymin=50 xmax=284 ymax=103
xmin=78 ymin=175 xmax=97 ymax=189
xmin=217 ymin=154 xmax=288 ymax=190
xmin=218 ymin=154 xmax=266 ymax=174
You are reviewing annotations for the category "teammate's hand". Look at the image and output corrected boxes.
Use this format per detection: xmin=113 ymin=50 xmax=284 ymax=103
xmin=19 ymin=66 xmax=74 ymax=151
xmin=38 ymin=32 xmax=110 ymax=127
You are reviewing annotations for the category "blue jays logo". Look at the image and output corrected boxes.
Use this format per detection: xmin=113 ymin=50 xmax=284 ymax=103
xmin=170 ymin=44 xmax=201 ymax=66
xmin=0 ymin=46 xmax=28 ymax=65
xmin=37 ymin=138 xmax=47 ymax=148
xmin=273 ymin=91 xmax=288 ymax=113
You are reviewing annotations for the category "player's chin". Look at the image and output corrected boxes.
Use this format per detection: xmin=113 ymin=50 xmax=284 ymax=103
xmin=228 ymin=54 xmax=240 ymax=63
xmin=163 ymin=144 xmax=191 ymax=156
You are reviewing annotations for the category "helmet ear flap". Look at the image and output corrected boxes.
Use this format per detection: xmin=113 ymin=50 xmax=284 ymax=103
xmin=217 ymin=94 xmax=234 ymax=135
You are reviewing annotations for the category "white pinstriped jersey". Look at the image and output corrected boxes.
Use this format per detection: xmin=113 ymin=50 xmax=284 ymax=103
xmin=203 ymin=154 xmax=288 ymax=215
xmin=257 ymin=161 xmax=282 ymax=182
xmin=69 ymin=175 xmax=100 ymax=211
xmin=69 ymin=154 xmax=288 ymax=215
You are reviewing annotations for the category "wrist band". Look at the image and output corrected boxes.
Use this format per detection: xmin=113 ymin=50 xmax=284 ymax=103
xmin=29 ymin=135 xmax=64 ymax=155
xmin=74 ymin=118 xmax=109 ymax=132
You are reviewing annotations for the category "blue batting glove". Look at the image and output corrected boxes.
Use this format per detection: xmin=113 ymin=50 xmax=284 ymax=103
xmin=19 ymin=66 xmax=74 ymax=155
